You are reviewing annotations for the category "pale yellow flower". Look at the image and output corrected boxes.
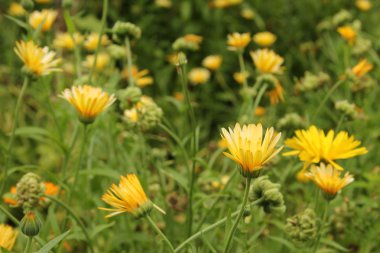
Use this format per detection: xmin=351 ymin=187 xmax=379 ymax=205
xmin=202 ymin=55 xmax=223 ymax=71
xmin=351 ymin=59 xmax=373 ymax=78
xmin=0 ymin=224 xmax=18 ymax=250
xmin=356 ymin=0 xmax=372 ymax=11
xmin=83 ymin=53 xmax=110 ymax=71
xmin=233 ymin=71 xmax=249 ymax=85
xmin=8 ymin=3 xmax=26 ymax=16
xmin=29 ymin=9 xmax=57 ymax=32
xmin=241 ymin=8 xmax=255 ymax=20
xmin=250 ymin=49 xmax=284 ymax=74
xmin=84 ymin=33 xmax=110 ymax=51
xmin=210 ymin=0 xmax=242 ymax=8
xmin=337 ymin=26 xmax=356 ymax=44
xmin=53 ymin=32 xmax=84 ymax=50
xmin=227 ymin=33 xmax=251 ymax=51
xmin=155 ymin=0 xmax=172 ymax=8
xmin=188 ymin=68 xmax=211 ymax=85
xmin=122 ymin=66 xmax=154 ymax=87
xmin=124 ymin=108 xmax=139 ymax=122
xmin=252 ymin=32 xmax=277 ymax=47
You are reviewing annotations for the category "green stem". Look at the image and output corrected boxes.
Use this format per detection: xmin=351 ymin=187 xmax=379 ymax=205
xmin=249 ymin=83 xmax=268 ymax=121
xmin=175 ymin=197 xmax=263 ymax=252
xmin=313 ymin=80 xmax=344 ymax=120
xmin=312 ymin=200 xmax=330 ymax=253
xmin=63 ymin=10 xmax=82 ymax=78
xmin=223 ymin=177 xmax=252 ymax=253
xmin=88 ymin=0 xmax=108 ymax=84
xmin=24 ymin=237 xmax=33 ymax=253
xmin=238 ymin=52 xmax=248 ymax=89
xmin=125 ymin=37 xmax=134 ymax=86
xmin=146 ymin=215 xmax=175 ymax=253
xmin=0 ymin=77 xmax=29 ymax=196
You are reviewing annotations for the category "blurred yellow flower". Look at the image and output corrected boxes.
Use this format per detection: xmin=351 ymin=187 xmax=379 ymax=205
xmin=0 ymin=224 xmax=18 ymax=250
xmin=252 ymin=32 xmax=277 ymax=47
xmin=337 ymin=26 xmax=356 ymax=44
xmin=29 ymin=9 xmax=57 ymax=32
xmin=210 ymin=0 xmax=242 ymax=8
xmin=99 ymin=174 xmax=153 ymax=218
xmin=254 ymin=106 xmax=265 ymax=117
xmin=306 ymin=163 xmax=354 ymax=197
xmin=241 ymin=8 xmax=255 ymax=20
xmin=122 ymin=66 xmax=154 ymax=87
xmin=174 ymin=92 xmax=184 ymax=101
xmin=35 ymin=0 xmax=52 ymax=3
xmin=84 ymin=33 xmax=110 ymax=51
xmin=124 ymin=108 xmax=139 ymax=122
xmin=183 ymin=34 xmax=203 ymax=44
xmin=60 ymin=85 xmax=116 ymax=122
xmin=8 ymin=3 xmax=26 ymax=16
xmin=3 ymin=186 xmax=17 ymax=206
xmin=221 ymin=123 xmax=283 ymax=177
xmin=250 ymin=49 xmax=284 ymax=74
xmin=53 ymin=32 xmax=84 ymax=50
xmin=14 ymin=40 xmax=61 ymax=77
xmin=355 ymin=0 xmax=372 ymax=11
xmin=83 ymin=53 xmax=110 ymax=71
xmin=155 ymin=0 xmax=172 ymax=8
xmin=351 ymin=59 xmax=373 ymax=78
xmin=268 ymin=81 xmax=285 ymax=105
xmin=202 ymin=55 xmax=223 ymax=71
xmin=283 ymin=125 xmax=368 ymax=171
xmin=188 ymin=68 xmax=211 ymax=85
xmin=227 ymin=32 xmax=251 ymax=51
xmin=233 ymin=71 xmax=249 ymax=84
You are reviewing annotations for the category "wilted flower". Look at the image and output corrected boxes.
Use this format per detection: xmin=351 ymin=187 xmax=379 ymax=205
xmin=337 ymin=26 xmax=356 ymax=44
xmin=29 ymin=9 xmax=57 ymax=32
xmin=351 ymin=59 xmax=373 ymax=78
xmin=285 ymin=209 xmax=317 ymax=243
xmin=53 ymin=32 xmax=83 ymax=50
xmin=84 ymin=33 xmax=110 ymax=51
xmin=188 ymin=68 xmax=211 ymax=85
xmin=227 ymin=33 xmax=251 ymax=51
xmin=250 ymin=49 xmax=284 ymax=74
xmin=0 ymin=224 xmax=18 ymax=250
xmin=83 ymin=53 xmax=110 ymax=71
xmin=202 ymin=55 xmax=223 ymax=71
xmin=267 ymin=81 xmax=285 ymax=105
xmin=122 ymin=66 xmax=154 ymax=87
xmin=8 ymin=3 xmax=26 ymax=16
xmin=356 ymin=0 xmax=372 ymax=11
xmin=252 ymin=32 xmax=277 ymax=47
xmin=16 ymin=172 xmax=44 ymax=210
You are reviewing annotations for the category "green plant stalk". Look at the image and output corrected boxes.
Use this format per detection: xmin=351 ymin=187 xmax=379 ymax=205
xmin=237 ymin=52 xmax=248 ymax=90
xmin=0 ymin=77 xmax=29 ymax=196
xmin=312 ymin=200 xmax=330 ymax=253
xmin=63 ymin=9 xmax=82 ymax=78
xmin=313 ymin=79 xmax=344 ymax=120
xmin=223 ymin=177 xmax=252 ymax=253
xmin=249 ymin=83 xmax=268 ymax=121
xmin=125 ymin=37 xmax=134 ymax=86
xmin=88 ymin=0 xmax=109 ymax=84
xmin=175 ymin=197 xmax=263 ymax=252
xmin=146 ymin=215 xmax=175 ymax=253
xmin=24 ymin=236 xmax=33 ymax=253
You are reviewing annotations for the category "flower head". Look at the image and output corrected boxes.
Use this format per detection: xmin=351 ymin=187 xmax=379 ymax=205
xmin=233 ymin=71 xmax=249 ymax=85
xmin=14 ymin=40 xmax=61 ymax=77
xmin=227 ymin=33 xmax=251 ymax=51
xmin=8 ymin=3 xmax=26 ymax=16
xmin=356 ymin=0 xmax=372 ymax=11
xmin=29 ymin=9 xmax=57 ymax=32
xmin=202 ymin=55 xmax=223 ymax=71
xmin=210 ymin=0 xmax=242 ymax=8
xmin=337 ymin=26 xmax=356 ymax=44
xmin=188 ymin=68 xmax=211 ymax=85
xmin=84 ymin=33 xmax=110 ymax=51
xmin=83 ymin=53 xmax=110 ymax=71
xmin=60 ymin=85 xmax=116 ymax=123
xmin=306 ymin=163 xmax=354 ymax=199
xmin=0 ymin=224 xmax=18 ymax=250
xmin=122 ymin=66 xmax=154 ymax=87
xmin=267 ymin=81 xmax=285 ymax=105
xmin=351 ymin=59 xmax=373 ymax=78
xmin=221 ymin=123 xmax=283 ymax=177
xmin=99 ymin=174 xmax=153 ymax=218
xmin=252 ymin=32 xmax=277 ymax=47
xmin=53 ymin=32 xmax=84 ymax=50
xmin=250 ymin=49 xmax=284 ymax=74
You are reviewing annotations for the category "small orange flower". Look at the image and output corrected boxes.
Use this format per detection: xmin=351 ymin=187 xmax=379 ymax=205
xmin=337 ymin=26 xmax=356 ymax=44
xmin=351 ymin=59 xmax=373 ymax=78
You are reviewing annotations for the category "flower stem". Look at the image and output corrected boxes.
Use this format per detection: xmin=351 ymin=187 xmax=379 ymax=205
xmin=238 ymin=52 xmax=248 ymax=89
xmin=146 ymin=215 xmax=175 ymax=253
xmin=313 ymin=79 xmax=344 ymax=120
xmin=24 ymin=237 xmax=33 ymax=253
xmin=125 ymin=37 xmax=134 ymax=86
xmin=63 ymin=9 xmax=82 ymax=78
xmin=223 ymin=177 xmax=252 ymax=253
xmin=312 ymin=200 xmax=330 ymax=253
xmin=0 ymin=77 xmax=29 ymax=196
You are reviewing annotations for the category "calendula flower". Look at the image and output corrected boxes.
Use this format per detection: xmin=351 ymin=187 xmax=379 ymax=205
xmin=250 ymin=49 xmax=284 ymax=74
xmin=53 ymin=32 xmax=84 ymax=50
xmin=8 ymin=3 xmax=26 ymax=16
xmin=183 ymin=34 xmax=203 ymax=44
xmin=306 ymin=163 xmax=354 ymax=199
xmin=29 ymin=9 xmax=57 ymax=32
xmin=174 ymin=92 xmax=184 ymax=101
xmin=83 ymin=53 xmax=110 ymax=71
xmin=122 ymin=66 xmax=154 ymax=87
xmin=233 ymin=71 xmax=249 ymax=85
xmin=267 ymin=81 xmax=285 ymax=105
xmin=202 ymin=55 xmax=223 ymax=71
xmin=254 ymin=106 xmax=266 ymax=117
xmin=35 ymin=0 xmax=52 ymax=3
xmin=252 ymin=32 xmax=277 ymax=47
xmin=241 ymin=8 xmax=255 ymax=20
xmin=14 ymin=40 xmax=61 ymax=77
xmin=227 ymin=33 xmax=251 ymax=51
xmin=221 ymin=123 xmax=283 ymax=177
xmin=99 ymin=174 xmax=153 ymax=218
xmin=283 ymin=126 xmax=368 ymax=172
xmin=210 ymin=0 xmax=242 ymax=8
xmin=337 ymin=26 xmax=356 ymax=44
xmin=3 ymin=186 xmax=17 ymax=206
xmin=60 ymin=85 xmax=116 ymax=123
xmin=155 ymin=0 xmax=172 ymax=8
xmin=356 ymin=0 xmax=372 ymax=11
xmin=124 ymin=108 xmax=139 ymax=122
xmin=0 ymin=224 xmax=18 ymax=250
xmin=351 ymin=59 xmax=373 ymax=78
xmin=188 ymin=68 xmax=211 ymax=85
xmin=84 ymin=33 xmax=110 ymax=51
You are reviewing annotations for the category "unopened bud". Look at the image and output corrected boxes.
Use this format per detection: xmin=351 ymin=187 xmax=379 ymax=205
xmin=20 ymin=211 xmax=42 ymax=237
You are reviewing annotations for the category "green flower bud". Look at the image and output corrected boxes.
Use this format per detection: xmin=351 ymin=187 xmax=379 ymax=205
xmin=21 ymin=0 xmax=34 ymax=12
xmin=20 ymin=211 xmax=42 ymax=237
xmin=107 ymin=44 xmax=126 ymax=60
xmin=16 ymin=173 xmax=44 ymax=210
xmin=295 ymin=71 xmax=330 ymax=92
xmin=335 ymin=100 xmax=357 ymax=119
xmin=131 ymin=200 xmax=153 ymax=218
xmin=62 ymin=0 xmax=73 ymax=9
xmin=277 ymin=113 xmax=306 ymax=130
xmin=112 ymin=21 xmax=141 ymax=42
xmin=176 ymin=52 xmax=188 ymax=66
xmin=172 ymin=38 xmax=199 ymax=52
xmin=332 ymin=9 xmax=352 ymax=26
xmin=256 ymin=74 xmax=277 ymax=89
xmin=285 ymin=208 xmax=317 ymax=243
xmin=138 ymin=101 xmax=163 ymax=130
xmin=117 ymin=86 xmax=142 ymax=109
xmin=353 ymin=37 xmax=372 ymax=55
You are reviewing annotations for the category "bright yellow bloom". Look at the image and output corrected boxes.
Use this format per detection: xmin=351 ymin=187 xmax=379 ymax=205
xmin=53 ymin=32 xmax=84 ymax=50
xmin=233 ymin=71 xmax=249 ymax=85
xmin=83 ymin=53 xmax=110 ymax=71
xmin=188 ymin=68 xmax=210 ymax=85
xmin=306 ymin=163 xmax=354 ymax=197
xmin=0 ymin=224 xmax=18 ymax=250
xmin=221 ymin=123 xmax=283 ymax=177
xmin=283 ymin=125 xmax=368 ymax=171
xmin=267 ymin=81 xmax=285 ymax=105
xmin=8 ymin=3 xmax=26 ymax=16
xmin=122 ymin=66 xmax=154 ymax=87
xmin=250 ymin=49 xmax=284 ymax=74
xmin=99 ymin=174 xmax=152 ymax=218
xmin=202 ymin=55 xmax=223 ymax=71
xmin=60 ymin=85 xmax=116 ymax=122
xmin=227 ymin=33 xmax=251 ymax=51
xmin=252 ymin=32 xmax=277 ymax=47
xmin=84 ymin=33 xmax=110 ymax=51
xmin=241 ymin=8 xmax=255 ymax=20
xmin=351 ymin=59 xmax=373 ymax=78
xmin=124 ymin=108 xmax=139 ymax=122
xmin=14 ymin=40 xmax=61 ymax=77
xmin=337 ymin=26 xmax=356 ymax=44
xmin=210 ymin=0 xmax=242 ymax=8
xmin=356 ymin=0 xmax=372 ymax=11
xmin=29 ymin=9 xmax=57 ymax=32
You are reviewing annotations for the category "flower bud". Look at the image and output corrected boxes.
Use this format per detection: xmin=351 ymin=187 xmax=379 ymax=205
xmin=107 ymin=44 xmax=126 ymax=60
xmin=172 ymin=38 xmax=199 ymax=52
xmin=117 ymin=86 xmax=142 ymax=109
xmin=16 ymin=173 xmax=44 ymax=210
xmin=285 ymin=208 xmax=317 ymax=243
xmin=62 ymin=0 xmax=73 ymax=9
xmin=176 ymin=52 xmax=188 ymax=66
xmin=335 ymin=100 xmax=357 ymax=119
xmin=112 ymin=21 xmax=141 ymax=42
xmin=20 ymin=211 xmax=42 ymax=237
xmin=21 ymin=0 xmax=34 ymax=12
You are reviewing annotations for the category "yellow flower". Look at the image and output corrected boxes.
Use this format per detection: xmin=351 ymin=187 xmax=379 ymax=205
xmin=233 ymin=71 xmax=249 ymax=85
xmin=53 ymin=32 xmax=84 ymax=50
xmin=183 ymin=34 xmax=203 ymax=44
xmin=356 ymin=0 xmax=372 ymax=11
xmin=337 ymin=26 xmax=356 ymax=44
xmin=254 ymin=106 xmax=265 ymax=117
xmin=35 ymin=0 xmax=52 ymax=3
xmin=0 ymin=224 xmax=18 ymax=250
xmin=99 ymin=174 xmax=153 ymax=218
xmin=252 ymin=32 xmax=277 ymax=47
xmin=14 ymin=40 xmax=61 ymax=77
xmin=60 ymin=85 xmax=116 ymax=123
xmin=8 ymin=3 xmax=26 ymax=16
xmin=241 ymin=8 xmax=255 ymax=20
xmin=124 ymin=108 xmax=139 ymax=122
xmin=122 ymin=66 xmax=154 ymax=87
xmin=210 ymin=0 xmax=242 ymax=8
xmin=155 ymin=0 xmax=172 ymax=8
xmin=221 ymin=123 xmax=283 ymax=177
xmin=29 ymin=9 xmax=57 ymax=32
xmin=202 ymin=55 xmax=223 ymax=71
xmin=283 ymin=125 xmax=368 ymax=171
xmin=227 ymin=33 xmax=251 ymax=51
xmin=351 ymin=59 xmax=373 ymax=78
xmin=188 ymin=68 xmax=211 ymax=85
xmin=83 ymin=53 xmax=110 ymax=71
xmin=250 ymin=49 xmax=284 ymax=74
xmin=267 ymin=81 xmax=285 ymax=105
xmin=306 ymin=163 xmax=354 ymax=198
xmin=84 ymin=33 xmax=110 ymax=51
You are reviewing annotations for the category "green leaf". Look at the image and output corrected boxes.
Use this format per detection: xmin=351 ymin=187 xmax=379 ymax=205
xmin=90 ymin=222 xmax=115 ymax=239
xmin=4 ymin=15 xmax=29 ymax=29
xmin=159 ymin=168 xmax=189 ymax=192
xmin=321 ymin=238 xmax=349 ymax=252
xmin=36 ymin=230 xmax=71 ymax=253
xmin=267 ymin=236 xmax=296 ymax=251
xmin=78 ymin=168 xmax=120 ymax=180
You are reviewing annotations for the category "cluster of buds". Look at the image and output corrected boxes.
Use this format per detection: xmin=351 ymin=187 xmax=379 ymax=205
xmin=172 ymin=34 xmax=202 ymax=52
xmin=294 ymin=71 xmax=330 ymax=92
xmin=16 ymin=173 xmax=45 ymax=211
xmin=112 ymin=21 xmax=141 ymax=42
xmin=117 ymin=86 xmax=142 ymax=109
xmin=317 ymin=9 xmax=352 ymax=31
xmin=285 ymin=208 xmax=317 ymax=243
xmin=277 ymin=113 xmax=306 ymax=130
xmin=335 ymin=100 xmax=358 ymax=119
